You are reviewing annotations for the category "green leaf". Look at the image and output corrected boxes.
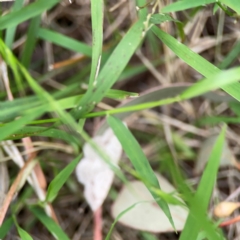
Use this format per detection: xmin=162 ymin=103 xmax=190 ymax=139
xmin=37 ymin=28 xmax=92 ymax=56
xmin=71 ymin=18 xmax=146 ymax=119
xmin=220 ymin=0 xmax=240 ymax=14
xmin=4 ymin=0 xmax=25 ymax=48
xmin=0 ymin=107 xmax=46 ymax=142
xmin=46 ymin=155 xmax=81 ymax=202
xmin=180 ymin=67 xmax=240 ymax=100
xmin=5 ymin=126 xmax=80 ymax=151
xmin=218 ymin=41 xmax=240 ymax=69
xmin=180 ymin=126 xmax=226 ymax=240
xmin=107 ymin=116 xmax=175 ymax=230
xmin=88 ymin=0 xmax=103 ymax=86
xmin=17 ymin=227 xmax=33 ymax=240
xmin=161 ymin=0 xmax=215 ymax=13
xmin=106 ymin=201 xmax=146 ymax=240
xmin=0 ymin=217 xmax=13 ymax=239
xmin=21 ymin=15 xmax=41 ymax=68
xmin=106 ymin=89 xmax=139 ymax=100
xmin=151 ymin=26 xmax=240 ymax=103
xmin=0 ymin=0 xmax=61 ymax=30
xmin=150 ymin=13 xmax=181 ymax=24
xmin=29 ymin=207 xmax=70 ymax=240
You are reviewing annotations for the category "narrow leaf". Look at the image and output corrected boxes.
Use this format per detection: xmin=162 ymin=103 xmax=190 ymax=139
xmin=88 ymin=0 xmax=103 ymax=86
xmin=71 ymin=18 xmax=146 ymax=119
xmin=46 ymin=155 xmax=81 ymax=202
xmin=17 ymin=227 xmax=33 ymax=240
xmin=161 ymin=0 xmax=215 ymax=13
xmin=29 ymin=207 xmax=70 ymax=240
xmin=107 ymin=116 xmax=175 ymax=229
xmin=0 ymin=0 xmax=60 ymax=30
xmin=180 ymin=126 xmax=226 ymax=240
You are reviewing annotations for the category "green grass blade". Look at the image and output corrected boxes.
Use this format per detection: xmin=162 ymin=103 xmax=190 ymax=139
xmin=161 ymin=0 xmax=215 ymax=13
xmin=106 ymin=201 xmax=147 ymax=240
xmin=46 ymin=155 xmax=81 ymax=202
xmin=220 ymin=0 xmax=240 ymax=14
xmin=0 ymin=0 xmax=61 ymax=30
xmin=71 ymin=18 xmax=146 ymax=119
xmin=198 ymin=116 xmax=240 ymax=125
xmin=229 ymin=102 xmax=240 ymax=117
xmin=107 ymin=116 xmax=175 ymax=230
xmin=0 ymin=107 xmax=46 ymax=142
xmin=151 ymin=26 xmax=240 ymax=103
xmin=17 ymin=227 xmax=33 ymax=240
xmin=218 ymin=41 xmax=240 ymax=69
xmin=4 ymin=0 xmax=25 ymax=48
xmin=6 ymin=126 xmax=80 ymax=151
xmin=150 ymin=13 xmax=181 ymax=24
xmin=21 ymin=15 xmax=41 ymax=68
xmin=0 ymin=217 xmax=13 ymax=239
xmin=88 ymin=0 xmax=103 ymax=86
xmin=180 ymin=126 xmax=226 ymax=240
xmin=37 ymin=28 xmax=92 ymax=56
xmin=29 ymin=207 xmax=70 ymax=240
xmin=180 ymin=67 xmax=240 ymax=99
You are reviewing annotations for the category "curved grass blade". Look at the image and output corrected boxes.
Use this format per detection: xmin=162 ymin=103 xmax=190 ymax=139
xmin=0 ymin=217 xmax=13 ymax=239
xmin=29 ymin=206 xmax=70 ymax=240
xmin=46 ymin=155 xmax=81 ymax=202
xmin=107 ymin=116 xmax=175 ymax=230
xmin=0 ymin=0 xmax=61 ymax=30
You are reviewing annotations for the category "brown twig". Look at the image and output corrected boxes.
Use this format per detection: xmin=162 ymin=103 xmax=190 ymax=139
xmin=0 ymin=152 xmax=37 ymax=226
xmin=219 ymin=215 xmax=240 ymax=227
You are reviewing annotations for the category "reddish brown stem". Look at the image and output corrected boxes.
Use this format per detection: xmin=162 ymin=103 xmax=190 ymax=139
xmin=94 ymin=207 xmax=102 ymax=240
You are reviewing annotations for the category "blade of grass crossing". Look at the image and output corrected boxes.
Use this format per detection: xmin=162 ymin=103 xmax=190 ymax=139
xmin=0 ymin=34 xmax=128 ymax=186
xmin=71 ymin=18 xmax=146 ymax=119
xmin=180 ymin=125 xmax=227 ymax=240
xmin=107 ymin=116 xmax=175 ymax=230
xmin=151 ymin=26 xmax=240 ymax=103
xmin=29 ymin=207 xmax=70 ymax=240
xmin=89 ymin=0 xmax=103 ymax=87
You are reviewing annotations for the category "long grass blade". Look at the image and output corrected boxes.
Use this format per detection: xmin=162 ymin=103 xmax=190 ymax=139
xmin=107 ymin=116 xmax=175 ymax=229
